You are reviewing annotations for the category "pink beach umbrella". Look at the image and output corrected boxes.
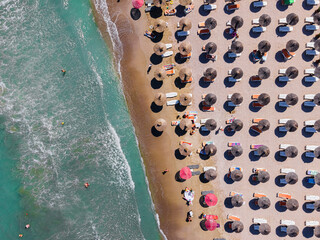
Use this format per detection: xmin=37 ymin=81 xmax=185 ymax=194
xmin=205 ymin=219 xmax=218 ymax=231
xmin=205 ymin=193 xmax=218 ymax=207
xmin=179 ymin=167 xmax=192 ymax=180
xmin=132 ymin=0 xmax=144 ymax=9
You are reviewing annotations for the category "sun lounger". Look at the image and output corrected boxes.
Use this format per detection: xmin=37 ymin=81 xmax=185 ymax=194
xmin=202 ymin=141 xmax=213 ymax=147
xmin=279 ymin=101 xmax=289 ymax=108
xmin=206 ymin=215 xmax=218 ymax=220
xmin=280 ymin=168 xmax=295 ymax=174
xmin=279 ymin=26 xmax=293 ymax=32
xmin=202 ymin=106 xmax=214 ymax=112
xmin=227 ymin=214 xmax=240 ymax=221
xmin=280 ymin=178 xmax=287 ymax=184
xmin=226 ymin=118 xmax=235 ymax=124
xmin=164 ymin=9 xmax=177 ymax=16
xmin=171 ymin=121 xmax=180 ymax=126
xmin=279 ymin=144 xmax=291 ymax=150
xmin=180 ymin=141 xmax=192 ymax=146
xmin=279 ymin=94 xmax=287 ymax=100
xmin=280 ymin=220 xmax=295 ymax=226
xmin=228 ymin=101 xmax=239 ymax=107
xmin=198 ymin=22 xmax=206 ymax=28
xmin=279 ymin=68 xmax=286 ymax=75
xmin=253 ymin=1 xmax=267 ymax=7
xmin=305 ymin=17 xmax=315 ymax=24
xmin=167 ymin=100 xmax=179 ymax=106
xmin=162 ymin=63 xmax=175 ymax=70
xmin=191 ymin=171 xmax=200 ymax=176
xmin=187 ymin=165 xmax=199 ymax=170
xmin=278 ymin=18 xmax=288 ymax=25
xmin=306 ymin=127 xmax=317 ymax=133
xmin=200 ymin=119 xmax=208 ymax=124
xmin=252 ymin=26 xmax=267 ymax=33
xmin=252 ymin=168 xmax=267 ymax=173
xmin=181 ymin=77 xmax=192 ymax=83
xmin=228 ymin=142 xmax=240 ymax=147
xmin=306 ymin=49 xmax=320 ymax=55
xmin=251 ymin=76 xmax=262 ymax=81
xmin=251 ymin=144 xmax=263 ymax=149
xmin=304 ymin=120 xmax=316 ymax=126
xmin=306 ymin=152 xmax=316 ymax=158
xmin=279 ymin=76 xmax=291 ymax=82
xmin=204 ymin=4 xmax=217 ymax=11
xmin=229 ymin=166 xmax=242 ymax=172
xmin=166 ymin=92 xmax=177 ymax=98
xmin=307 ymin=177 xmax=315 ymax=184
xmin=305 ymin=76 xmax=319 ymax=82
xmin=227 ymin=3 xmax=240 ymax=10
xmin=253 ymin=218 xmax=267 ymax=224
xmin=306 ymin=145 xmax=318 ymax=151
xmin=252 ymin=118 xmax=264 ymax=123
xmin=197 ymin=29 xmax=210 ymax=35
xmin=203 ymin=166 xmax=216 ymax=172
xmin=184 ymin=4 xmax=194 ymax=14
xmin=201 ymin=126 xmax=210 ymax=132
xmin=253 ymin=193 xmax=267 ymax=198
xmin=305 ymin=68 xmax=315 ymax=75
xmin=252 ymin=95 xmax=260 ymax=100
xmin=177 ymin=31 xmax=190 ymax=37
xmin=281 ymin=49 xmax=294 ymax=60
xmin=201 ymin=190 xmax=214 ymax=195
xmin=144 ymin=30 xmax=156 ymax=39
xmin=307 ymin=170 xmax=318 ymax=175
xmin=307 ymin=0 xmax=320 ymax=5
xmin=306 ymin=25 xmax=320 ymax=31
xmin=277 ymin=192 xmax=292 ymax=199
xmin=228 ymin=52 xmax=241 ymax=58
xmin=304 ymin=94 xmax=315 ymax=100
xmin=251 ymin=126 xmax=262 ymax=134
xmin=305 ymin=195 xmax=320 ymax=201
xmin=305 ymin=221 xmax=319 ymax=227
xmin=166 ymin=69 xmax=175 ymax=76
xmin=229 ymin=191 xmax=243 ymax=197
xmin=162 ymin=51 xmax=173 ymax=58
xmin=306 ymin=42 xmax=315 ymax=49
xmin=252 ymin=18 xmax=259 ymax=25
xmin=228 ymin=77 xmax=241 ymax=82
xmin=279 ymin=119 xmax=290 ymax=124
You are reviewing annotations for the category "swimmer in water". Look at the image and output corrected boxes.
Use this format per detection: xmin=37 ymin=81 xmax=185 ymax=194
xmin=84 ymin=182 xmax=90 ymax=188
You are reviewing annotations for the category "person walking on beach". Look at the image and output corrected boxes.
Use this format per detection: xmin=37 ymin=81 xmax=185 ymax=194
xmin=162 ymin=169 xmax=169 ymax=175
xmin=147 ymin=63 xmax=152 ymax=74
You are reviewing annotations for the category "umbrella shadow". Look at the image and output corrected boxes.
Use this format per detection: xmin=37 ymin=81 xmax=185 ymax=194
xmin=303 ymin=176 xmax=315 ymax=188
xmin=249 ymin=174 xmax=259 ymax=185
xmin=224 ymin=150 xmax=235 ymax=161
xmin=275 ymin=26 xmax=287 ymax=37
xmin=276 ymin=226 xmax=287 ymax=237
xmin=150 ymin=102 xmax=163 ymax=113
xmin=150 ymin=6 xmax=162 ymax=18
xmin=275 ymin=102 xmax=287 ymax=112
xmin=175 ymin=149 xmax=186 ymax=160
xmin=303 ymin=227 xmax=314 ymax=238
xmin=224 ymin=4 xmax=236 ymax=14
xmin=151 ymin=32 xmax=163 ymax=43
xmin=275 ymin=175 xmax=286 ymax=187
xmin=224 ymin=197 xmax=234 ymax=208
xmin=249 ymin=151 xmax=260 ymax=161
xmin=249 ymin=2 xmax=261 ymax=12
xmin=200 ymin=220 xmax=208 ymax=231
xmin=275 ymin=151 xmax=287 ymax=162
xmin=151 ymin=78 xmax=163 ymax=89
xmin=198 ymin=32 xmax=211 ymax=41
xmin=223 ymin=52 xmax=236 ymax=64
xmin=302 ymin=152 xmax=314 ymax=163
xmin=175 ymin=125 xmax=187 ymax=136
xmin=223 ymin=101 xmax=235 ymax=113
xmin=275 ymin=77 xmax=288 ymax=87
xmin=302 ymin=127 xmax=315 ymax=138
xmin=199 ymin=153 xmax=210 ymax=160
xmin=303 ymin=202 xmax=314 ymax=213
xmin=249 ymin=127 xmax=260 ymax=137
xmin=302 ymin=51 xmax=315 ymax=62
xmin=249 ymin=78 xmax=262 ymax=87
xmin=274 ymin=126 xmax=287 ymax=138
xmin=199 ymin=5 xmax=210 ymax=16
xmin=199 ymin=195 xmax=209 ymax=208
xmin=224 ymin=173 xmax=234 ymax=184
xmin=301 ymin=102 xmax=314 ymax=112
xmin=150 ymin=53 xmax=163 ymax=65
xmin=199 ymin=77 xmax=211 ymax=88
xmin=224 ymin=126 xmax=235 ymax=137
xmin=224 ymin=222 xmax=233 ymax=233
xmin=175 ymin=171 xmax=186 ymax=182
xmin=199 ymin=52 xmax=210 ymax=64
xmin=175 ymin=53 xmax=188 ymax=64
xmin=249 ymin=199 xmax=260 ymax=210
xmin=223 ymin=78 xmax=236 ymax=88
xmin=303 ymin=25 xmax=315 ymax=36
xmin=276 ymin=0 xmax=288 ymax=11
xmin=151 ymin=126 xmax=163 ymax=137
xmin=302 ymin=78 xmax=315 ymax=87
xmin=302 ymin=0 xmax=313 ymax=10
xmin=175 ymin=5 xmax=186 ymax=18
xmin=250 ymin=224 xmax=260 ymax=235
xmin=249 ymin=102 xmax=262 ymax=112
xmin=199 ymin=127 xmax=211 ymax=136
xmin=199 ymin=172 xmax=210 ymax=183
xmin=174 ymin=77 xmax=187 ymax=89
xmin=223 ymin=28 xmax=234 ymax=40
xmin=174 ymin=103 xmax=187 ymax=112
xmin=275 ymin=201 xmax=287 ymax=212
xmin=275 ymin=50 xmax=286 ymax=62
xmin=130 ymin=8 xmax=141 ymax=20
xmin=249 ymin=28 xmax=262 ymax=38
xmin=175 ymin=31 xmax=188 ymax=42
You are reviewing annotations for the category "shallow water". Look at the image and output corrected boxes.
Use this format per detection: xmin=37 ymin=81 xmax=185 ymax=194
xmin=0 ymin=0 xmax=160 ymax=239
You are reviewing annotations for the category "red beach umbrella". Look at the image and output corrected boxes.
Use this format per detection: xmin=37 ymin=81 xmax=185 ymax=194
xmin=179 ymin=167 xmax=192 ymax=180
xmin=132 ymin=0 xmax=144 ymax=9
xmin=205 ymin=193 xmax=218 ymax=206
xmin=205 ymin=219 xmax=218 ymax=231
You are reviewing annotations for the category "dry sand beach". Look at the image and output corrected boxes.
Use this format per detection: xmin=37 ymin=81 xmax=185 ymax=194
xmin=92 ymin=0 xmax=320 ymax=239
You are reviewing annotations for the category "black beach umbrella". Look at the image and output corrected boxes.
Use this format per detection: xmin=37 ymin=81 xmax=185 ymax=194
xmin=204 ymin=144 xmax=217 ymax=156
xmin=315 ymin=120 xmax=320 ymax=132
xmin=257 ymin=145 xmax=270 ymax=157
xmin=204 ymin=169 xmax=217 ymax=181
xmin=179 ymin=118 xmax=193 ymax=131
xmin=286 ymin=40 xmax=299 ymax=52
xmin=230 ymin=119 xmax=243 ymax=131
xmin=314 ymin=12 xmax=320 ymax=25
xmin=315 ymin=226 xmax=320 ymax=238
xmin=231 ymin=41 xmax=244 ymax=53
xmin=204 ymin=93 xmax=217 ymax=106
xmin=314 ymin=146 xmax=320 ymax=158
xmin=315 ymin=67 xmax=320 ymax=78
xmin=258 ymin=93 xmax=270 ymax=106
xmin=205 ymin=17 xmax=217 ymax=30
xmin=314 ymin=93 xmax=320 ymax=106
xmin=259 ymin=14 xmax=271 ymax=27
xmin=154 ymin=118 xmax=167 ymax=132
xmin=259 ymin=223 xmax=271 ymax=235
xmin=179 ymin=0 xmax=192 ymax=6
xmin=231 ymin=93 xmax=243 ymax=105
xmin=258 ymin=67 xmax=270 ymax=79
xmin=231 ymin=221 xmax=244 ymax=233
xmin=179 ymin=68 xmax=192 ymax=81
xmin=231 ymin=170 xmax=243 ymax=181
xmin=203 ymin=68 xmax=217 ymax=80
xmin=154 ymin=68 xmax=166 ymax=80
xmin=231 ymin=145 xmax=243 ymax=157
xmin=285 ymin=120 xmax=298 ymax=132
xmin=285 ymin=172 xmax=298 ymax=184
xmin=258 ymin=171 xmax=270 ymax=183
xmin=231 ymin=68 xmax=243 ymax=79
xmin=285 ymin=146 xmax=298 ymax=158
xmin=231 ymin=16 xmax=244 ymax=29
xmin=285 ymin=93 xmax=298 ymax=106
xmin=286 ymin=13 xmax=299 ymax=26
xmin=154 ymin=19 xmax=166 ymax=33
xmin=314 ymin=200 xmax=320 ymax=211
xmin=258 ymin=119 xmax=270 ymax=131
xmin=287 ymin=225 xmax=299 ymax=237
xmin=258 ymin=197 xmax=271 ymax=209
xmin=179 ymin=18 xmax=192 ymax=31
xmin=231 ymin=195 xmax=243 ymax=207
xmin=178 ymin=41 xmax=192 ymax=55
xmin=204 ymin=42 xmax=217 ymax=54
xmin=315 ymin=173 xmax=320 ymax=185
xmin=258 ymin=40 xmax=271 ymax=53
xmin=286 ymin=199 xmax=299 ymax=211
xmin=315 ymin=39 xmax=320 ymax=52
xmin=179 ymin=143 xmax=191 ymax=156
xmin=154 ymin=93 xmax=167 ymax=106
xmin=286 ymin=67 xmax=299 ymax=79
xmin=153 ymin=43 xmax=166 ymax=56
xmin=205 ymin=119 xmax=217 ymax=131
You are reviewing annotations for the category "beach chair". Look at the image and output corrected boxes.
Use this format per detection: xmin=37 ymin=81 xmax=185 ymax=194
xmin=279 ymin=101 xmax=289 ymax=108
xmin=306 ymin=42 xmax=315 ymax=49
xmin=166 ymin=69 xmax=175 ymax=76
xmin=252 ymin=168 xmax=267 ymax=173
xmin=305 ymin=221 xmax=319 ymax=227
xmin=250 ymin=144 xmax=263 ymax=149
xmin=180 ymin=141 xmax=192 ymax=146
xmin=164 ymin=9 xmax=177 ymax=16
xmin=307 ymin=0 xmax=320 ymax=5
xmin=304 ymin=94 xmax=315 ymax=100
xmin=280 ymin=220 xmax=295 ymax=226
xmin=279 ymin=76 xmax=291 ymax=82
xmin=281 ymin=49 xmax=294 ymax=60
xmin=306 ymin=25 xmax=320 ymax=31
xmin=251 ymin=126 xmax=262 ymax=134
xmin=304 ymin=120 xmax=316 ymax=126
xmin=305 ymin=68 xmax=315 ymax=75
xmin=252 ymin=118 xmax=264 ymax=123
xmin=305 ymin=195 xmax=320 ymax=201
xmin=253 ymin=1 xmax=267 ymax=7
xmin=252 ymin=27 xmax=266 ymax=33
xmin=278 ymin=119 xmax=290 ymax=124
xmin=261 ymin=52 xmax=268 ymax=62
xmin=177 ymin=31 xmax=190 ymax=37
xmin=252 ymin=18 xmax=259 ymax=25
xmin=162 ymin=51 xmax=173 ymax=58
xmin=251 ymin=76 xmax=262 ymax=81
xmin=279 ymin=144 xmax=291 ymax=150
xmin=253 ymin=218 xmax=267 ymax=224
xmin=305 ymin=145 xmax=318 ymax=151
xmin=280 ymin=177 xmax=287 ymax=184
xmin=305 ymin=76 xmax=319 ymax=82
xmin=184 ymin=4 xmax=194 ymax=14
xmin=202 ymin=106 xmax=214 ymax=112
xmin=198 ymin=22 xmax=205 ymax=28
xmin=229 ymin=191 xmax=243 ymax=197
xmin=226 ymin=118 xmax=235 ymax=124
xmin=201 ymin=190 xmax=214 ymax=195
xmin=181 ymin=77 xmax=192 ymax=83
xmin=162 ymin=64 xmax=175 ymax=70
xmin=229 ymin=166 xmax=243 ymax=172
xmin=197 ymin=29 xmax=210 ymax=35
xmin=144 ymin=30 xmax=156 ymax=39
xmin=253 ymin=193 xmax=267 ymax=198
xmin=228 ymin=52 xmax=241 ymax=58
xmin=305 ymin=17 xmax=315 ymax=24
xmin=307 ymin=170 xmax=318 ymax=175
xmin=200 ymin=119 xmax=208 ymax=124
xmin=167 ymin=100 xmax=179 ymax=106
xmin=228 ymin=77 xmax=241 ymax=82
xmin=279 ymin=26 xmax=293 ymax=32
xmin=166 ymin=92 xmax=177 ymax=98
xmin=227 ymin=214 xmax=240 ymax=221
xmin=228 ymin=101 xmax=239 ymax=107
xmin=203 ymin=166 xmax=216 ymax=172
xmin=227 ymin=3 xmax=240 ymax=10
xmin=305 ymin=126 xmax=317 ymax=133
xmin=307 ymin=177 xmax=316 ymax=184
xmin=278 ymin=18 xmax=288 ymax=25
xmin=306 ymin=49 xmax=320 ymax=55
xmin=306 ymin=203 xmax=315 ymax=210
xmin=280 ymin=168 xmax=295 ymax=174
xmin=277 ymin=192 xmax=292 ymax=199
xmin=204 ymin=4 xmax=217 ymax=11
xmin=228 ymin=142 xmax=240 ymax=147
xmin=171 ymin=121 xmax=180 ymax=126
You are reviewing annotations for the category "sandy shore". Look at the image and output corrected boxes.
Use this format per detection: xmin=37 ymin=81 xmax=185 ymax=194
xmin=92 ymin=0 xmax=320 ymax=239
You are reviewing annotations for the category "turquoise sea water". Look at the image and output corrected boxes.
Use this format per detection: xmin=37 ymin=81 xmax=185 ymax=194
xmin=0 ymin=0 xmax=160 ymax=239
